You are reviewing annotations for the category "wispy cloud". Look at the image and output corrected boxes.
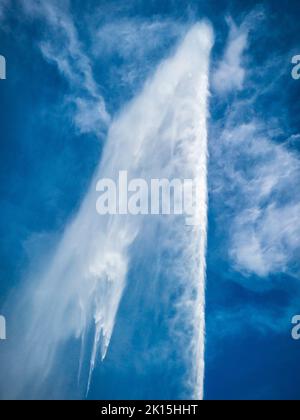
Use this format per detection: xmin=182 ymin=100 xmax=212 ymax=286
xmin=93 ymin=19 xmax=184 ymax=59
xmin=211 ymin=10 xmax=300 ymax=281
xmin=0 ymin=0 xmax=7 ymax=17
xmin=212 ymin=17 xmax=248 ymax=94
xmin=90 ymin=17 xmax=187 ymax=104
xmin=20 ymin=0 xmax=110 ymax=136
xmin=0 ymin=0 xmax=10 ymax=23
xmin=212 ymin=118 xmax=300 ymax=278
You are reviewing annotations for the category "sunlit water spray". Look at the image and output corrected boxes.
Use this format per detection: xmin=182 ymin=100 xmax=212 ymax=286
xmin=0 ymin=23 xmax=212 ymax=400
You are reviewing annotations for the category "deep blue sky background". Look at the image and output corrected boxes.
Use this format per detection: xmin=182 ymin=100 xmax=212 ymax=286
xmin=0 ymin=0 xmax=300 ymax=400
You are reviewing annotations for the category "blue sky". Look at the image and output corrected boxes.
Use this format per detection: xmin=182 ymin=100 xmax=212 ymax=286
xmin=0 ymin=0 xmax=300 ymax=400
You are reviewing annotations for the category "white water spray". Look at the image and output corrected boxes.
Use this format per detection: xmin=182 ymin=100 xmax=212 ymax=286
xmin=1 ymin=23 xmax=212 ymax=400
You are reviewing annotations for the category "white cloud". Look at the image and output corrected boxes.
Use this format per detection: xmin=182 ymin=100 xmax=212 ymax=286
xmin=286 ymin=133 xmax=300 ymax=148
xmin=0 ymin=0 xmax=8 ymax=21
xmin=93 ymin=19 xmax=183 ymax=59
xmin=211 ymin=107 xmax=300 ymax=278
xmin=231 ymin=202 xmax=300 ymax=277
xmin=212 ymin=17 xmax=248 ymax=94
xmin=21 ymin=0 xmax=110 ymax=135
xmin=210 ymin=7 xmax=300 ymax=280
xmin=72 ymin=97 xmax=108 ymax=135
xmin=91 ymin=18 xmax=186 ymax=93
